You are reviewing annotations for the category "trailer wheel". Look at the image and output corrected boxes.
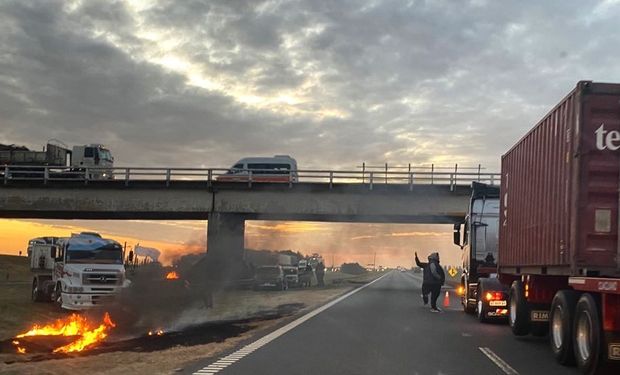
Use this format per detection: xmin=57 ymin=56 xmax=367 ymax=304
xmin=53 ymin=282 xmax=63 ymax=309
xmin=462 ymin=280 xmax=475 ymax=314
xmin=550 ymin=290 xmax=578 ymax=365
xmin=573 ymin=293 xmax=603 ymax=375
xmin=32 ymin=278 xmax=45 ymax=302
xmin=509 ymin=280 xmax=530 ymax=336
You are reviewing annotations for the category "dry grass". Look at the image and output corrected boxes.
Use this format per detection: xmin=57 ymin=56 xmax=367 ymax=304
xmin=0 ymin=264 xmax=384 ymax=375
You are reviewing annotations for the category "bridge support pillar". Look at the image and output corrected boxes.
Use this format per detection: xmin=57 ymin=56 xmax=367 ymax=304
xmin=206 ymin=212 xmax=245 ymax=262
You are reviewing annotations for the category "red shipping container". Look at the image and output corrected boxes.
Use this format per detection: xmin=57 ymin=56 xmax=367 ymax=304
xmin=499 ymin=81 xmax=620 ymax=277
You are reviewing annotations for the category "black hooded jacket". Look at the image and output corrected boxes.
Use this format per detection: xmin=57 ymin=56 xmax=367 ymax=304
xmin=415 ymin=254 xmax=445 ymax=286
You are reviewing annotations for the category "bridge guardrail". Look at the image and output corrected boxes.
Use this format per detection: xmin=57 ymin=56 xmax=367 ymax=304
xmin=1 ymin=165 xmax=500 ymax=191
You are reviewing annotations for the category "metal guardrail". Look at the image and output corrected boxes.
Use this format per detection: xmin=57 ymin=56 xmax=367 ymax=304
xmin=1 ymin=165 xmax=500 ymax=191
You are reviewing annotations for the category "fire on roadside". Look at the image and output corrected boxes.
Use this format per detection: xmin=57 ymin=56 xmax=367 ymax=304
xmin=12 ymin=340 xmax=26 ymax=354
xmin=165 ymin=271 xmax=179 ymax=280
xmin=14 ymin=312 xmax=116 ymax=354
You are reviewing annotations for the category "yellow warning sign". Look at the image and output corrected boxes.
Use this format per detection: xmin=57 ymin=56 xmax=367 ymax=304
xmin=448 ymin=267 xmax=458 ymax=277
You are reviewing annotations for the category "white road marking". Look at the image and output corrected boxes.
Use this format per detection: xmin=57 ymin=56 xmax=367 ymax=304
xmin=479 ymin=347 xmax=519 ymax=375
xmin=192 ymin=273 xmax=389 ymax=375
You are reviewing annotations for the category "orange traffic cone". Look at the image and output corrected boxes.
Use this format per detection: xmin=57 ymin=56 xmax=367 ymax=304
xmin=443 ymin=291 xmax=450 ymax=307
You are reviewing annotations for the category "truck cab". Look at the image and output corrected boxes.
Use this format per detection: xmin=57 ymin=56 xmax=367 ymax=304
xmin=30 ymin=232 xmax=127 ymax=310
xmin=453 ymin=182 xmax=504 ymax=320
xmin=71 ymin=144 xmax=114 ymax=179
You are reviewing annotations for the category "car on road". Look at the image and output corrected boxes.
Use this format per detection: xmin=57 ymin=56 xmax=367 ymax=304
xmin=253 ymin=265 xmax=288 ymax=290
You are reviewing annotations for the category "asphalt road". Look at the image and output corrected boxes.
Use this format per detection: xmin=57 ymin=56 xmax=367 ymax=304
xmin=187 ymin=271 xmax=579 ymax=375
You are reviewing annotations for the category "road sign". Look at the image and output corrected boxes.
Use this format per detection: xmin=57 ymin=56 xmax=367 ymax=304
xmin=448 ymin=267 xmax=457 ymax=277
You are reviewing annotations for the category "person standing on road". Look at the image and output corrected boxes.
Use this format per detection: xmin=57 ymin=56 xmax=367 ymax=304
xmin=316 ymin=261 xmax=325 ymax=287
xmin=415 ymin=251 xmax=445 ymax=312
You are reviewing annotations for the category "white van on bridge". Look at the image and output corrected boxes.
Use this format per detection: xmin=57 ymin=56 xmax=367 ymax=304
xmin=217 ymin=155 xmax=298 ymax=183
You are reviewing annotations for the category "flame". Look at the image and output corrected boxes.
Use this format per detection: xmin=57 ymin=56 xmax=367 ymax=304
xmin=165 ymin=271 xmax=179 ymax=280
xmin=12 ymin=340 xmax=26 ymax=354
xmin=15 ymin=312 xmax=116 ymax=353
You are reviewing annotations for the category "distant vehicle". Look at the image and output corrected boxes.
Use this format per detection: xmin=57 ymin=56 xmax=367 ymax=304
xmin=217 ymin=155 xmax=298 ymax=183
xmin=0 ymin=142 xmax=114 ymax=179
xmin=298 ymin=259 xmax=308 ymax=272
xmin=29 ymin=232 xmax=127 ymax=310
xmin=282 ymin=266 xmax=299 ymax=288
xmin=253 ymin=265 xmax=288 ymax=290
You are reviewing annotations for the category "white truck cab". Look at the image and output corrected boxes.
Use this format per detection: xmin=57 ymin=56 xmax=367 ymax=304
xmin=30 ymin=232 xmax=127 ymax=310
xmin=71 ymin=144 xmax=114 ymax=179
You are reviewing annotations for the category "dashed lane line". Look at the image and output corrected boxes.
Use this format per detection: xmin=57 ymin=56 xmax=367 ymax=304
xmin=479 ymin=347 xmax=519 ymax=375
xmin=191 ymin=273 xmax=389 ymax=375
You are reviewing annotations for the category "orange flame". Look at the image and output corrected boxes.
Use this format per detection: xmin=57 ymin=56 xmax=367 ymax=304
xmin=12 ymin=340 xmax=26 ymax=354
xmin=165 ymin=271 xmax=179 ymax=280
xmin=15 ymin=312 xmax=116 ymax=353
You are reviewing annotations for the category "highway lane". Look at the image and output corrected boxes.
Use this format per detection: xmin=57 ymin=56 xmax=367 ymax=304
xmin=187 ymin=271 xmax=579 ymax=375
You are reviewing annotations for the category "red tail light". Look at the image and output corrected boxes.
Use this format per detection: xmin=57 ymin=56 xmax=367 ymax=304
xmin=485 ymin=292 xmax=504 ymax=301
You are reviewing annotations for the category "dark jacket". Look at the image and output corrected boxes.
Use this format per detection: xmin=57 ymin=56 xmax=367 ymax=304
xmin=415 ymin=254 xmax=445 ymax=286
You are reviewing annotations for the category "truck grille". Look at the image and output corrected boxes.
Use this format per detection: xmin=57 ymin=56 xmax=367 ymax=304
xmin=83 ymin=273 xmax=121 ymax=285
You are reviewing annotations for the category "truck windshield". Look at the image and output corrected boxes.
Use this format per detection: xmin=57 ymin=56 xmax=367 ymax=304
xmin=256 ymin=267 xmax=280 ymax=277
xmin=66 ymin=245 xmax=123 ymax=264
xmin=98 ymin=149 xmax=113 ymax=161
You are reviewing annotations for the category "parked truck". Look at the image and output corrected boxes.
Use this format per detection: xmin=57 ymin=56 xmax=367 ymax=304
xmin=454 ymin=81 xmax=620 ymax=374
xmin=30 ymin=232 xmax=127 ymax=310
xmin=0 ymin=141 xmax=114 ymax=179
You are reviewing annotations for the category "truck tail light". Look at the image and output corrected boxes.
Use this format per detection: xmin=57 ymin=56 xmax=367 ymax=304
xmin=603 ymin=294 xmax=620 ymax=331
xmin=485 ymin=292 xmax=504 ymax=301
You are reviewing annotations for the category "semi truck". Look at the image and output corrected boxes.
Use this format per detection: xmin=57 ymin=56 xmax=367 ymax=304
xmin=29 ymin=232 xmax=127 ymax=310
xmin=0 ymin=141 xmax=114 ymax=179
xmin=454 ymin=81 xmax=620 ymax=374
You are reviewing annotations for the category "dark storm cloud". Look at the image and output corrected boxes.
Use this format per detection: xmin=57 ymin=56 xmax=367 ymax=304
xmin=1 ymin=0 xmax=619 ymax=169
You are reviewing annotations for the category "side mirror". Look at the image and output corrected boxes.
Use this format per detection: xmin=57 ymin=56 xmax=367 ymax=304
xmin=453 ymin=223 xmax=462 ymax=247
xmin=50 ymin=246 xmax=57 ymax=259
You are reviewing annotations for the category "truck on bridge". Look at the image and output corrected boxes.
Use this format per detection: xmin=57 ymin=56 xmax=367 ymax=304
xmin=0 ymin=141 xmax=114 ymax=179
xmin=454 ymin=81 xmax=620 ymax=375
xmin=29 ymin=232 xmax=127 ymax=310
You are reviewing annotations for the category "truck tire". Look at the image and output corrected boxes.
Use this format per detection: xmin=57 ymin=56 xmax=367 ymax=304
xmin=573 ymin=293 xmax=604 ymax=375
xmin=53 ymin=282 xmax=63 ymax=310
xmin=509 ymin=280 xmax=530 ymax=336
xmin=32 ymin=278 xmax=45 ymax=302
xmin=462 ymin=280 xmax=475 ymax=314
xmin=476 ymin=285 xmax=488 ymax=323
xmin=550 ymin=290 xmax=578 ymax=365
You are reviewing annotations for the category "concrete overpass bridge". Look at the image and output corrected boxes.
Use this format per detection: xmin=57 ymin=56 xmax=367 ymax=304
xmin=0 ymin=165 xmax=499 ymax=260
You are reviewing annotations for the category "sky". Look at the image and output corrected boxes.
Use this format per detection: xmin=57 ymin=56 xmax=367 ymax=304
xmin=1 ymin=0 xmax=620 ymax=267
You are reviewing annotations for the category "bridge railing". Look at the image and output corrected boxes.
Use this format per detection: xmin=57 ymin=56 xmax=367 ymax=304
xmin=1 ymin=165 xmax=500 ymax=190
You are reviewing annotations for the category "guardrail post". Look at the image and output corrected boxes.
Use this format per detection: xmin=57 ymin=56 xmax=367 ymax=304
xmin=125 ymin=168 xmax=130 ymax=187
xmin=490 ymin=174 xmax=495 ymax=185
xmin=248 ymin=170 xmax=253 ymax=188
xmin=450 ymin=173 xmax=454 ymax=192
xmin=385 ymin=162 xmax=388 ymax=184
xmin=207 ymin=169 xmax=212 ymax=186
xmin=431 ymin=164 xmax=434 ymax=185
xmin=409 ymin=172 xmax=413 ymax=191
xmin=44 ymin=167 xmax=49 ymax=185
xmin=454 ymin=163 xmax=458 ymax=187
xmin=166 ymin=169 xmax=171 ymax=187
xmin=84 ymin=168 xmax=89 ymax=185
xmin=477 ymin=164 xmax=481 ymax=181
xmin=362 ymin=162 xmax=365 ymax=183
xmin=329 ymin=171 xmax=333 ymax=189
xmin=4 ymin=166 xmax=9 ymax=185
xmin=369 ymin=172 xmax=374 ymax=191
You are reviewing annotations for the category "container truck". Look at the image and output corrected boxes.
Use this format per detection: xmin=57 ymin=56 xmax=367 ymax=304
xmin=0 ymin=141 xmax=114 ymax=179
xmin=30 ymin=232 xmax=127 ymax=310
xmin=454 ymin=81 xmax=620 ymax=374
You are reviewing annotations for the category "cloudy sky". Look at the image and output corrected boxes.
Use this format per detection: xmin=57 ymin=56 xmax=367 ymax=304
xmin=1 ymin=0 xmax=620 ymax=267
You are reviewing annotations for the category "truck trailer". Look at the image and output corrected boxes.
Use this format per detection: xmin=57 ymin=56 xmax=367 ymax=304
xmin=0 ymin=142 xmax=114 ymax=179
xmin=455 ymin=81 xmax=620 ymax=375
